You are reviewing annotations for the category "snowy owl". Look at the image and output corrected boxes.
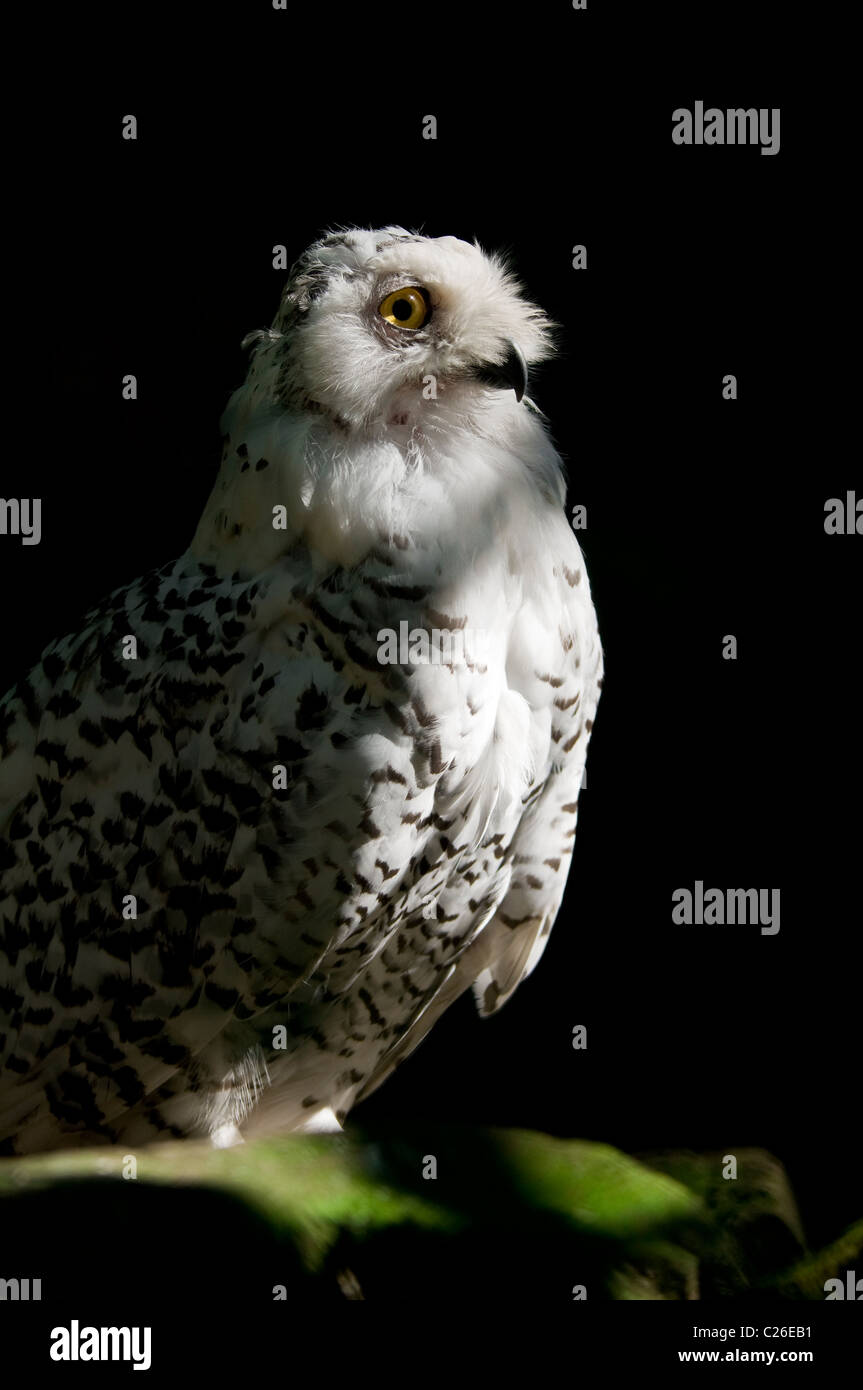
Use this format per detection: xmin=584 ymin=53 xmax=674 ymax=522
xmin=0 ymin=227 xmax=602 ymax=1154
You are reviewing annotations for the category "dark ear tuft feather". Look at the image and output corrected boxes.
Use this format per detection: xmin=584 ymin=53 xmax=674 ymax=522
xmin=282 ymin=252 xmax=331 ymax=315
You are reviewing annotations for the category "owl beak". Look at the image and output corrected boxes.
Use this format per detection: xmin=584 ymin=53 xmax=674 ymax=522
xmin=473 ymin=341 xmax=528 ymax=402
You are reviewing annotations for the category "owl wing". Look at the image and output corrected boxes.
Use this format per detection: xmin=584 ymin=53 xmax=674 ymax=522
xmin=355 ymin=540 xmax=603 ymax=1101
xmin=0 ymin=549 xmax=428 ymax=1148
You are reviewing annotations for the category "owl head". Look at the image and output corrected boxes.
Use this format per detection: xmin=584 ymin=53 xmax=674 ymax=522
xmin=193 ymin=228 xmax=564 ymax=572
xmin=243 ymin=227 xmax=554 ymax=431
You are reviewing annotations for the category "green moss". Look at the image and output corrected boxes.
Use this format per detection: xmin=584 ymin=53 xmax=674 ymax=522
xmin=497 ymin=1130 xmax=704 ymax=1237
xmin=0 ymin=1134 xmax=456 ymax=1272
xmin=1 ymin=1130 xmax=855 ymax=1299
xmin=770 ymin=1221 xmax=863 ymax=1299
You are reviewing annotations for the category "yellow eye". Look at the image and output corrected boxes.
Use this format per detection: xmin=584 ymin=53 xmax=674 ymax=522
xmin=378 ymin=286 xmax=430 ymax=330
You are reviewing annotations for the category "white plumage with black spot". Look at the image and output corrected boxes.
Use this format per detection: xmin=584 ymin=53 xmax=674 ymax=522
xmin=0 ymin=227 xmax=602 ymax=1155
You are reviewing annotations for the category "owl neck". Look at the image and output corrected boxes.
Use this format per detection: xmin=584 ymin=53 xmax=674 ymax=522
xmin=189 ymin=390 xmax=564 ymax=579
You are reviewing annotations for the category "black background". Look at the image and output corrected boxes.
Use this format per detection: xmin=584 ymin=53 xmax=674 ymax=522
xmin=2 ymin=2 xmax=858 ymax=1260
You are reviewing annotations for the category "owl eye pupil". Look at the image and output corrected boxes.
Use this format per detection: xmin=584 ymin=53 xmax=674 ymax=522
xmin=392 ymin=299 xmax=413 ymax=321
